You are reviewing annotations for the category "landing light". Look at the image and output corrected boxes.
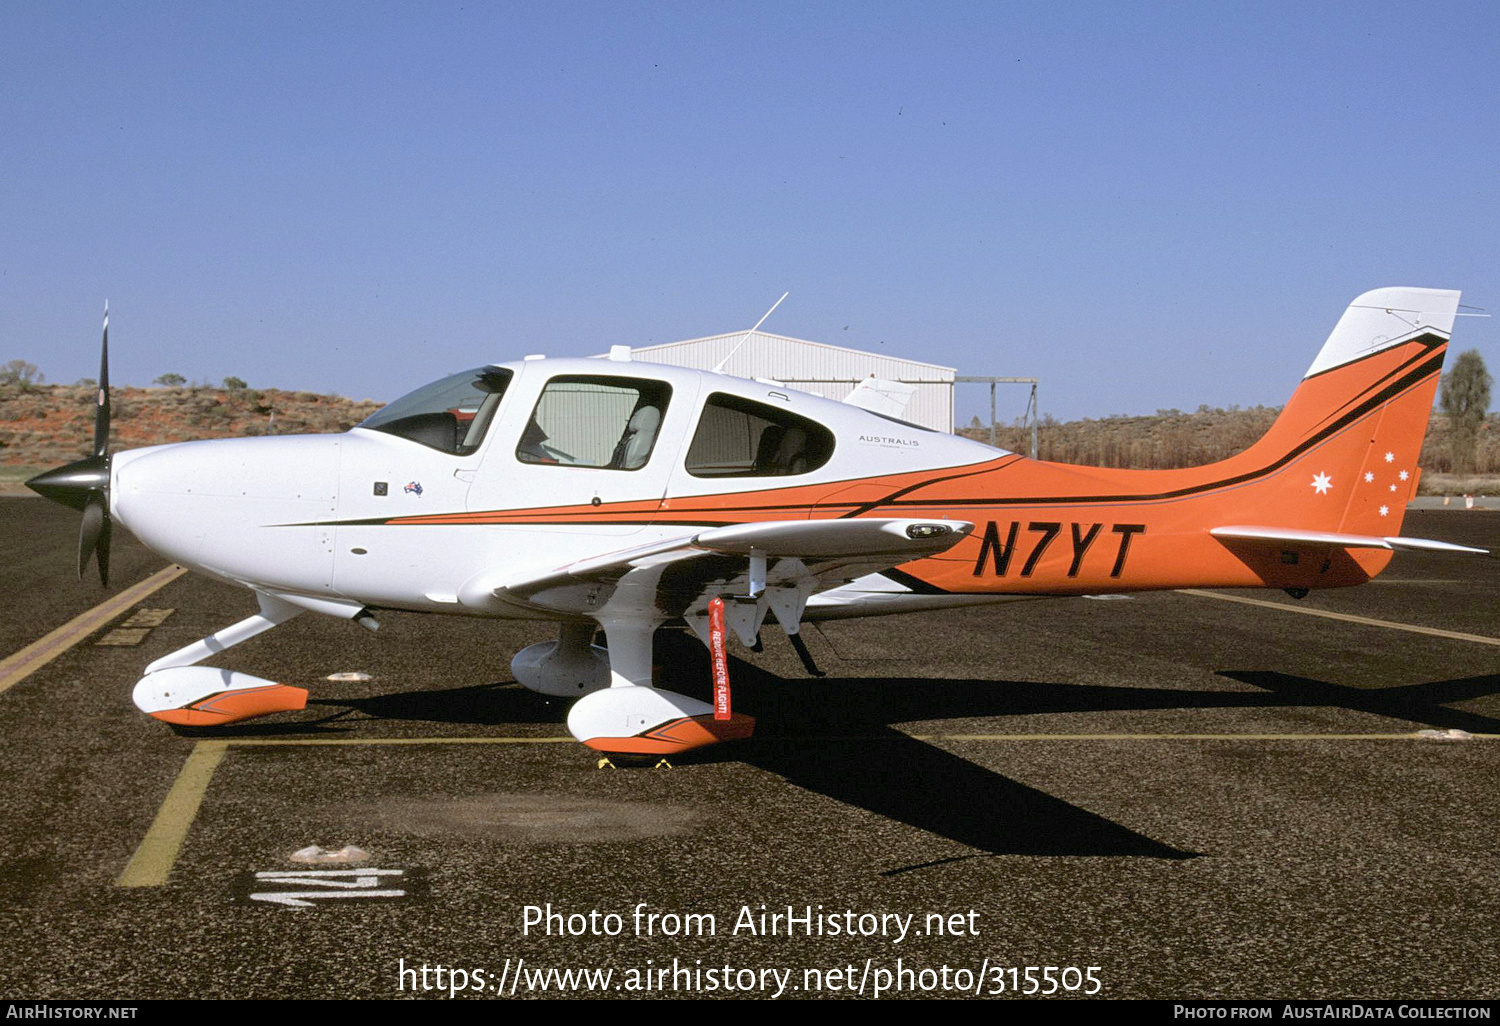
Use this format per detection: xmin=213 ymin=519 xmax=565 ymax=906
xmin=906 ymin=524 xmax=951 ymax=540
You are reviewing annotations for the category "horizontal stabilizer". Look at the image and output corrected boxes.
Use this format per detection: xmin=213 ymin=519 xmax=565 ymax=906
xmin=1211 ymin=525 xmax=1490 ymax=556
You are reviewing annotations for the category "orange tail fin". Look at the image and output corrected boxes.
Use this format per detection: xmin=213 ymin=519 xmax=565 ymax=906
xmin=897 ymin=288 xmax=1465 ymax=595
xmin=1231 ymin=287 xmax=1459 ymax=538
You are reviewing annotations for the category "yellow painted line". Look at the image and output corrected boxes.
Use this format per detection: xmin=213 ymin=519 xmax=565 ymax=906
xmin=1178 ymin=588 xmax=1500 ymax=647
xmin=225 ymin=735 xmax=579 ymax=747
xmin=119 ymin=726 xmax=1493 ymax=887
xmin=115 ymin=737 xmax=575 ymax=886
xmin=194 ymin=732 xmax=1500 ymax=747
xmin=0 ymin=565 xmax=188 ymax=693
xmin=918 ymin=732 xmax=1499 ymax=741
xmin=117 ymin=740 xmax=229 ymax=888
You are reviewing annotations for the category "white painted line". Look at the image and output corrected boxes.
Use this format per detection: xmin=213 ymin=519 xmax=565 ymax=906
xmin=249 ymin=889 xmax=408 ymax=907
xmin=248 ymin=868 xmax=411 ymax=906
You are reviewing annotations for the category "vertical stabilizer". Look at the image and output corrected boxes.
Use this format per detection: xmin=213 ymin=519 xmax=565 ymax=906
xmin=1234 ymin=287 xmax=1458 ymax=537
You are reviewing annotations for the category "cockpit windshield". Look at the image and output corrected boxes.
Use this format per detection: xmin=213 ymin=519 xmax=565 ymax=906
xmin=359 ymin=366 xmax=513 ymax=456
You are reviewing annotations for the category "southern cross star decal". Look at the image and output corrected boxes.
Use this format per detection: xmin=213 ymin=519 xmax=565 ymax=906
xmin=1312 ymin=472 xmax=1333 ymax=495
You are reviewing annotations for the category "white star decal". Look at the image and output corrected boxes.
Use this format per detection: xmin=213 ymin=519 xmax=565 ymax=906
xmin=1379 ymin=505 xmax=1389 ymax=517
xmin=1398 ymin=470 xmax=1409 ymax=481
xmin=1389 ymin=484 xmax=1397 ymax=492
xmin=1384 ymin=451 xmax=1395 ymax=463
xmin=1364 ymin=472 xmax=1374 ymax=483
xmin=1311 ymin=472 xmax=1333 ymax=495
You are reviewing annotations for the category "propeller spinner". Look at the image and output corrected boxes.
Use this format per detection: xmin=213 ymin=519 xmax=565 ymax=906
xmin=26 ymin=305 xmax=114 ymax=585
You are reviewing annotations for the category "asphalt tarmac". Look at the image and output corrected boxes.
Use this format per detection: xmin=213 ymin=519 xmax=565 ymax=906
xmin=0 ymin=496 xmax=1496 ymax=1001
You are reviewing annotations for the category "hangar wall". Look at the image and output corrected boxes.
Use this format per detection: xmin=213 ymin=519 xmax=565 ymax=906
xmin=613 ymin=331 xmax=957 ymax=432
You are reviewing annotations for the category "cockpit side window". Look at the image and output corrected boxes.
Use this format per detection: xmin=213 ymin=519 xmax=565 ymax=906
xmin=517 ymin=376 xmax=672 ymax=470
xmin=359 ymin=367 xmax=514 ymax=456
xmin=685 ymin=392 xmax=835 ymax=477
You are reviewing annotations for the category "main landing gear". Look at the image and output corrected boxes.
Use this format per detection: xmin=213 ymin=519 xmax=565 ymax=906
xmin=512 ymin=616 xmax=754 ymax=756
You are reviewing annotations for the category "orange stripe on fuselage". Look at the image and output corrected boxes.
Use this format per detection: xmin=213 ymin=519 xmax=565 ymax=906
xmin=379 ymin=455 xmax=1022 ymax=528
xmin=365 ymin=337 xmax=1444 ymax=599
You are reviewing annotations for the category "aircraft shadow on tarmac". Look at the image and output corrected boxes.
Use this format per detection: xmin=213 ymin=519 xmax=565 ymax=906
xmin=1219 ymin=670 xmax=1500 ymax=736
xmin=180 ymin=641 xmax=1500 ymax=870
xmin=298 ymin=671 xmax=1202 ymax=865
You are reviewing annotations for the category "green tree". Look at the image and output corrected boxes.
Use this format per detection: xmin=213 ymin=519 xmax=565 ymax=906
xmin=154 ymin=372 xmax=186 ymax=387
xmin=0 ymin=359 xmax=45 ymax=389
xmin=223 ymin=375 xmax=247 ymax=391
xmin=1440 ymin=349 xmax=1491 ymax=475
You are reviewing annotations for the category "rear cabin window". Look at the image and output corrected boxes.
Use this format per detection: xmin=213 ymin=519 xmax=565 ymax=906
xmin=517 ymin=375 xmax=672 ymax=470
xmin=685 ymin=393 xmax=835 ymax=477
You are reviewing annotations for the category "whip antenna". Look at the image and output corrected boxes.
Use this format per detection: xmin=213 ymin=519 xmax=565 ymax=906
xmin=713 ymin=292 xmax=788 ymax=374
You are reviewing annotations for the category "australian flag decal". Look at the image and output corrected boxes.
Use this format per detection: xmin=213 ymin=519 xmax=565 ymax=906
xmin=403 ymin=481 xmax=423 ymax=497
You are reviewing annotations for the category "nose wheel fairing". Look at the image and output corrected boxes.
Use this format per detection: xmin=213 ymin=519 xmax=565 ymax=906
xmin=127 ymin=591 xmax=347 ymax=728
xmin=133 ymin=666 xmax=307 ymax=727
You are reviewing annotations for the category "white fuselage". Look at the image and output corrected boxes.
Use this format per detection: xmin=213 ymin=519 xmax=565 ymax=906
xmin=111 ymin=358 xmax=1002 ymax=619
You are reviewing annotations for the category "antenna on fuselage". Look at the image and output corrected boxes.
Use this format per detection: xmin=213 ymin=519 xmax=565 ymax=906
xmin=713 ymin=291 xmax=789 ymax=374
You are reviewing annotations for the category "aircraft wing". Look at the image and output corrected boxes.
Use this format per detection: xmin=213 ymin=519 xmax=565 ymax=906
xmin=1210 ymin=525 xmax=1491 ymax=555
xmin=459 ymin=518 xmax=973 ymax=640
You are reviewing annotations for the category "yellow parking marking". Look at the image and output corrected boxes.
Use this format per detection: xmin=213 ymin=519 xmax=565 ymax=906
xmin=117 ymin=740 xmax=229 ymax=888
xmin=920 ymin=732 xmax=1498 ymax=741
xmin=0 ymin=566 xmax=188 ymax=693
xmin=117 ymin=736 xmax=583 ymax=887
xmin=1178 ymin=588 xmax=1500 ymax=647
xmin=228 ymin=735 xmax=579 ymax=747
xmin=119 ymin=728 xmax=1493 ymax=887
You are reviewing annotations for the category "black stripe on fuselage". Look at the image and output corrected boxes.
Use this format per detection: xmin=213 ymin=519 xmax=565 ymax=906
xmin=868 ymin=349 xmax=1445 ymax=511
xmin=282 ymin=338 xmax=1444 ymax=529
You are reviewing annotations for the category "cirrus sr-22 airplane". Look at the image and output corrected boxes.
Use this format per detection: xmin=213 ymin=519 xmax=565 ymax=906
xmin=26 ymin=287 xmax=1486 ymax=756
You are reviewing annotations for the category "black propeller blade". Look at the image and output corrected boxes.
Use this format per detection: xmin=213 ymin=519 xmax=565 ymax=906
xmin=26 ymin=304 xmax=113 ymax=585
xmin=78 ymin=492 xmax=111 ymax=586
xmin=93 ymin=302 xmax=110 ymax=458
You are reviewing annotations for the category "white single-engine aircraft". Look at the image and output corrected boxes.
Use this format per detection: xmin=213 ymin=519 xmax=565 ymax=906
xmin=28 ymin=288 xmax=1486 ymax=755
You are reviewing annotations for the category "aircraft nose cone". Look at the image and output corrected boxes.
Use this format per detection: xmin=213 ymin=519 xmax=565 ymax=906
xmin=26 ymin=454 xmax=110 ymax=511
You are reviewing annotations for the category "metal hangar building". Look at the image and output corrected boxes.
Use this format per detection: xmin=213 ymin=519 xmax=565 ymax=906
xmin=613 ymin=330 xmax=958 ymax=433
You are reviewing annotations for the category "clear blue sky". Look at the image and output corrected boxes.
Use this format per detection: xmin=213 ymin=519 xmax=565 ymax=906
xmin=2 ymin=1 xmax=1496 ymax=424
